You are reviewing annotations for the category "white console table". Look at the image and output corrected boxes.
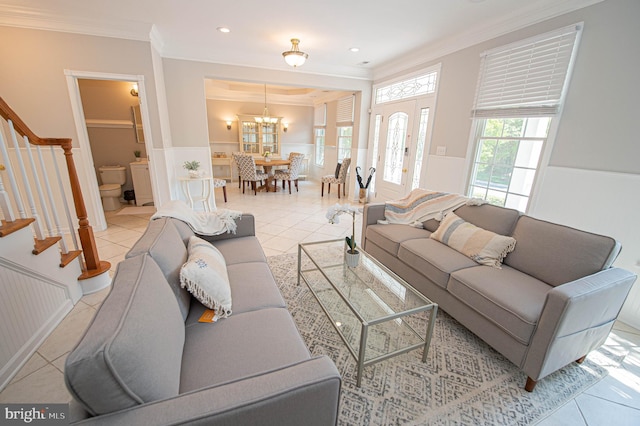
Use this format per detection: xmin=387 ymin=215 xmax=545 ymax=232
xmin=178 ymin=176 xmax=215 ymax=211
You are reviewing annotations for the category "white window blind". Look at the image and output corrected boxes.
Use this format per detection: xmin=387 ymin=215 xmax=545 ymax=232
xmin=472 ymin=23 xmax=582 ymax=118
xmin=336 ymin=95 xmax=354 ymax=125
xmin=314 ymin=104 xmax=326 ymax=126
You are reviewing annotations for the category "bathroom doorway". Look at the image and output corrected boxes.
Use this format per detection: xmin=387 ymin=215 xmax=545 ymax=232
xmin=65 ymin=71 xmax=156 ymax=230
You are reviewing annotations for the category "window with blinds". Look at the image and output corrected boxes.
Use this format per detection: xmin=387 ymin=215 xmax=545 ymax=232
xmin=472 ymin=23 xmax=582 ymax=118
xmin=314 ymin=104 xmax=326 ymax=126
xmin=467 ymin=24 xmax=582 ymax=213
xmin=336 ymin=95 xmax=354 ymax=125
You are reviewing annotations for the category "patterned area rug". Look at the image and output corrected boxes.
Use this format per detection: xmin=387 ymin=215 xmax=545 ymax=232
xmin=267 ymin=253 xmax=612 ymax=426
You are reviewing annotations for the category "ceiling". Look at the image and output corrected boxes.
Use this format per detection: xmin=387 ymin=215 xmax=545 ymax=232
xmin=0 ymin=0 xmax=600 ymax=102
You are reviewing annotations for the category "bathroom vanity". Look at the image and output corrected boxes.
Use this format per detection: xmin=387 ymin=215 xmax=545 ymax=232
xmin=130 ymin=160 xmax=153 ymax=206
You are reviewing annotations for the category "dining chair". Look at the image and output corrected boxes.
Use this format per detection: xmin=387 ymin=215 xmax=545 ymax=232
xmin=236 ymin=154 xmax=268 ymax=195
xmin=321 ymin=157 xmax=351 ymax=199
xmin=274 ymin=153 xmax=305 ymax=193
xmin=213 ymin=178 xmax=227 ymax=202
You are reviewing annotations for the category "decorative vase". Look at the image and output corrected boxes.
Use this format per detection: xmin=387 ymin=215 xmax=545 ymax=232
xmin=345 ymin=250 xmax=360 ymax=268
xmin=264 ymin=157 xmax=271 ymax=162
xmin=189 ymin=170 xmax=200 ymax=178
xmin=135 ymin=157 xmax=142 ymax=162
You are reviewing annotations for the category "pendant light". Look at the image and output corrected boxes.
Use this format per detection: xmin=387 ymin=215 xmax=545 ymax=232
xmin=282 ymin=38 xmax=308 ymax=68
xmin=254 ymin=84 xmax=278 ymax=124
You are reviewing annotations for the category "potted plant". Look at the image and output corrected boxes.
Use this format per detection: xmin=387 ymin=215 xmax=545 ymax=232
xmin=183 ymin=160 xmax=201 ymax=178
xmin=327 ymin=203 xmax=361 ymax=267
xmin=133 ymin=150 xmax=142 ymax=162
xmin=263 ymin=150 xmax=271 ymax=162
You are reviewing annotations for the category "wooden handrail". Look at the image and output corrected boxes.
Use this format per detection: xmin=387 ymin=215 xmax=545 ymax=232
xmin=0 ymin=96 xmax=110 ymax=280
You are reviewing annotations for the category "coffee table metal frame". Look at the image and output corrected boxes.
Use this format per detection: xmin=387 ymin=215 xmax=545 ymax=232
xmin=297 ymin=239 xmax=438 ymax=387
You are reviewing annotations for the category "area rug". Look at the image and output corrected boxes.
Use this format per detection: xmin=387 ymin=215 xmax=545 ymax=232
xmin=116 ymin=206 xmax=156 ymax=215
xmin=267 ymin=253 xmax=613 ymax=426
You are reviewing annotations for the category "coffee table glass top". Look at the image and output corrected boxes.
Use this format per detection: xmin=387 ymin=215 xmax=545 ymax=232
xmin=298 ymin=239 xmax=437 ymax=384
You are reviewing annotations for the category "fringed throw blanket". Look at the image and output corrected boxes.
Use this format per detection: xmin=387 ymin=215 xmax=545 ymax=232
xmin=384 ymin=189 xmax=483 ymax=226
xmin=151 ymin=200 xmax=242 ymax=236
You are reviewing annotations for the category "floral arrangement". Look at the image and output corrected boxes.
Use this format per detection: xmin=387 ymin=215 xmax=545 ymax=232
xmin=326 ymin=203 xmax=361 ymax=254
xmin=183 ymin=160 xmax=201 ymax=171
xmin=263 ymin=151 xmax=271 ymax=158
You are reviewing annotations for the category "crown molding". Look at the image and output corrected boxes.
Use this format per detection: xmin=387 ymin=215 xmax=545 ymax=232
xmin=0 ymin=4 xmax=151 ymax=41
xmin=372 ymin=0 xmax=603 ymax=81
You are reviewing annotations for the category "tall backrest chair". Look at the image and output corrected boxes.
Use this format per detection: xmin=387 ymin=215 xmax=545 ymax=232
xmin=274 ymin=153 xmax=305 ymax=193
xmin=236 ymin=154 xmax=268 ymax=195
xmin=321 ymin=157 xmax=351 ymax=199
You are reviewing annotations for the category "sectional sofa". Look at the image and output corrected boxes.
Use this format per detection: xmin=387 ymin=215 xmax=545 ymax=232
xmin=362 ymin=202 xmax=636 ymax=391
xmin=64 ymin=215 xmax=341 ymax=425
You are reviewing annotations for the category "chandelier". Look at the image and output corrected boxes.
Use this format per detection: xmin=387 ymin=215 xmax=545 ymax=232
xmin=282 ymin=38 xmax=308 ymax=68
xmin=254 ymin=84 xmax=278 ymax=124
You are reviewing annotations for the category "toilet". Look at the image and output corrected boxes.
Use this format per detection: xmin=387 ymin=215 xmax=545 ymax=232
xmin=98 ymin=165 xmax=127 ymax=211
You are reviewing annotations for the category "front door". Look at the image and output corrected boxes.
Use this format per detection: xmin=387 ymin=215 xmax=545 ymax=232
xmin=374 ymin=100 xmax=416 ymax=201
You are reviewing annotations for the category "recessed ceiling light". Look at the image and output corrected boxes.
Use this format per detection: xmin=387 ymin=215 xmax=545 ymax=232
xmin=349 ymin=47 xmax=360 ymax=52
xmin=217 ymin=27 xmax=231 ymax=33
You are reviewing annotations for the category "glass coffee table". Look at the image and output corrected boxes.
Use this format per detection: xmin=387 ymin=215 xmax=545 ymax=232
xmin=297 ymin=239 xmax=438 ymax=386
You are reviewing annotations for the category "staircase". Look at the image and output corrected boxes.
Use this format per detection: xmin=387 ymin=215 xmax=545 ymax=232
xmin=0 ymin=96 xmax=110 ymax=391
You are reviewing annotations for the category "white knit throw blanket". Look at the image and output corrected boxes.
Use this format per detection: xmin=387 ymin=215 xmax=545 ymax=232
xmin=385 ymin=189 xmax=484 ymax=225
xmin=151 ymin=200 xmax=242 ymax=235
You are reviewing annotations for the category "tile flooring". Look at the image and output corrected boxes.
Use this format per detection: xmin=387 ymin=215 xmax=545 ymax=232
xmin=1 ymin=180 xmax=639 ymax=425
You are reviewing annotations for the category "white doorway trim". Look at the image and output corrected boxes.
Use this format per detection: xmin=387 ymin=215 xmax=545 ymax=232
xmin=64 ymin=70 xmax=158 ymax=229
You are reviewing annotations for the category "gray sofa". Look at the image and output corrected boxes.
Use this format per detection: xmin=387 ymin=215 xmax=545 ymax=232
xmin=65 ymin=215 xmax=341 ymax=425
xmin=362 ymin=202 xmax=637 ymax=391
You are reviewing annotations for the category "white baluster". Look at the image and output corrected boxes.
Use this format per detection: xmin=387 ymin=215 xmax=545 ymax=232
xmin=49 ymin=146 xmax=79 ymax=252
xmin=8 ymin=120 xmax=45 ymax=239
xmin=26 ymin=137 xmax=67 ymax=252
xmin=0 ymin=123 xmax=16 ymax=222
xmin=0 ymin=120 xmax=26 ymax=220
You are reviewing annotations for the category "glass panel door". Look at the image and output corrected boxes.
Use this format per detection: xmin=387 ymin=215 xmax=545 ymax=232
xmin=375 ymin=100 xmax=415 ymax=201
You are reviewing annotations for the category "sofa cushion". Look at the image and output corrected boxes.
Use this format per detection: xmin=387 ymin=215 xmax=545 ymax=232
xmin=504 ymin=215 xmax=619 ymax=287
xmin=398 ymin=238 xmax=478 ymax=289
xmin=180 ymin=308 xmax=311 ymax=392
xmin=65 ymin=255 xmax=184 ymax=415
xmin=365 ymin=224 xmax=431 ymax=256
xmin=207 ymin=235 xmax=267 ymax=265
xmin=453 ymin=204 xmax=520 ymax=236
xmin=448 ymin=265 xmax=551 ymax=345
xmin=184 ymin=262 xmax=287 ymax=327
xmin=126 ymin=217 xmax=192 ymax=320
xmin=430 ymin=212 xmax=516 ymax=267
xmin=181 ymin=236 xmax=233 ymax=317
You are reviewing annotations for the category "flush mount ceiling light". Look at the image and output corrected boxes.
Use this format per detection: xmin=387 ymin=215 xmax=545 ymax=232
xmin=282 ymin=38 xmax=308 ymax=68
xmin=254 ymin=84 xmax=278 ymax=124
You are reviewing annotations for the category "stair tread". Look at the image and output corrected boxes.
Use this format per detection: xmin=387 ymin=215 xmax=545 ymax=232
xmin=32 ymin=236 xmax=62 ymax=255
xmin=0 ymin=218 xmax=36 ymax=237
xmin=60 ymin=250 xmax=83 ymax=267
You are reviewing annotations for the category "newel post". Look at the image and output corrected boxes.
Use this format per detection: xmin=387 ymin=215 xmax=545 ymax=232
xmin=61 ymin=141 xmax=110 ymax=279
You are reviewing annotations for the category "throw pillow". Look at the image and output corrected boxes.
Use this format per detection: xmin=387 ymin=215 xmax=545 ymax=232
xmin=180 ymin=236 xmax=232 ymax=317
xmin=334 ymin=162 xmax=342 ymax=178
xmin=430 ymin=212 xmax=516 ymax=268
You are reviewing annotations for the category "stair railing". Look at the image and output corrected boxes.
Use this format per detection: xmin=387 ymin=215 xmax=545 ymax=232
xmin=0 ymin=96 xmax=109 ymax=278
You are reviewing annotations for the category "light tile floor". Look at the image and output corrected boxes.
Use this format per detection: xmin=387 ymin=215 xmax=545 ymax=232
xmin=1 ymin=180 xmax=639 ymax=425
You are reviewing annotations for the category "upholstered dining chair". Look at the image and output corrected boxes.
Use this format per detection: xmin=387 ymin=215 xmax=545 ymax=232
xmin=213 ymin=178 xmax=227 ymax=202
xmin=274 ymin=153 xmax=305 ymax=193
xmin=233 ymin=152 xmax=263 ymax=190
xmin=321 ymin=157 xmax=351 ymax=199
xmin=236 ymin=154 xmax=268 ymax=195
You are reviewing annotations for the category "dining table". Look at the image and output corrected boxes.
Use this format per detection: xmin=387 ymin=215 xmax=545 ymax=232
xmin=254 ymin=158 xmax=290 ymax=192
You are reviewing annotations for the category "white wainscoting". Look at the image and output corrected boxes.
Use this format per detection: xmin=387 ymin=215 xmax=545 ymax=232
xmin=529 ymin=166 xmax=640 ymax=329
xmin=0 ymin=257 xmax=73 ymax=391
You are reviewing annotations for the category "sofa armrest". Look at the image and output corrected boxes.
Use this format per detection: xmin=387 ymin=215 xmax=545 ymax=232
xmin=362 ymin=203 xmax=385 ymax=249
xmin=523 ymin=267 xmax=636 ymax=381
xmin=70 ymin=356 xmax=341 ymax=426
xmin=197 ymin=214 xmax=256 ymax=242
